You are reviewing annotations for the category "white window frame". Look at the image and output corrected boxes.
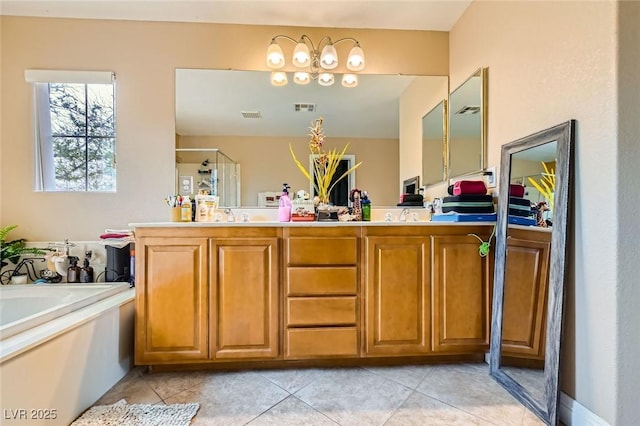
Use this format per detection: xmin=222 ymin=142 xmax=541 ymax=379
xmin=25 ymin=69 xmax=116 ymax=192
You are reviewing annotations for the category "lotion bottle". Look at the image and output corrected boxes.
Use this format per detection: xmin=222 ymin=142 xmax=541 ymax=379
xmin=278 ymin=183 xmax=292 ymax=222
xmin=181 ymin=196 xmax=192 ymax=222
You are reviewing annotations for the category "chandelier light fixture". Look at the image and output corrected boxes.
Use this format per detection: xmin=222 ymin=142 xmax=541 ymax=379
xmin=266 ymin=34 xmax=365 ymax=88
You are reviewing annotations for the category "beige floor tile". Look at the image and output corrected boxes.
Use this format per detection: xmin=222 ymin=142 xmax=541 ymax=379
xmin=247 ymin=395 xmax=338 ymax=425
xmin=416 ymin=363 xmax=526 ymax=426
xmin=294 ymin=367 xmax=413 ymax=426
xmin=386 ymin=391 xmax=495 ymax=426
xmin=500 ymin=366 xmax=545 ymax=403
xmin=90 ymin=363 xmax=546 ymax=426
xmin=143 ymin=370 xmax=209 ymax=401
xmin=257 ymin=368 xmax=328 ymax=393
xmin=94 ymin=369 xmax=162 ymax=405
xmin=164 ymin=370 xmax=289 ymax=425
xmin=363 ymin=364 xmax=434 ymax=389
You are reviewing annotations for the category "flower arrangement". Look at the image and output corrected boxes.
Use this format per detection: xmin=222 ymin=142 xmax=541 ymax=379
xmin=528 ymin=161 xmax=555 ymax=212
xmin=289 ymin=117 xmax=362 ymax=205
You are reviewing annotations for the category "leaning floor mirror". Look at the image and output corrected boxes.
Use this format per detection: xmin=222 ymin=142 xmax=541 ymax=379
xmin=489 ymin=120 xmax=575 ymax=425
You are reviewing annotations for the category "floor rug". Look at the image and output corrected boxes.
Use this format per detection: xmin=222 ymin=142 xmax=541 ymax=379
xmin=71 ymin=399 xmax=199 ymax=426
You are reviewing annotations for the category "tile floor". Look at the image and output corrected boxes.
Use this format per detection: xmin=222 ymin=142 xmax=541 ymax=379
xmin=92 ymin=363 xmax=545 ymax=425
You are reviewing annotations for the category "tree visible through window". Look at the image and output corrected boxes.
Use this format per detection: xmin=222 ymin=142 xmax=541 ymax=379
xmin=47 ymin=82 xmax=116 ymax=191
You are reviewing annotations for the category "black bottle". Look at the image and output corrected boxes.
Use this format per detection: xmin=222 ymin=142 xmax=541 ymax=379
xmin=80 ymin=252 xmax=94 ymax=283
xmin=67 ymin=256 xmax=81 ymax=283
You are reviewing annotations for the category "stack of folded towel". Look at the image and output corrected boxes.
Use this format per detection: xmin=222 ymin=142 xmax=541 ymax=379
xmin=431 ymin=180 xmax=496 ymax=222
xmin=508 ymin=185 xmax=537 ymax=226
xmin=100 ymin=228 xmax=134 ymax=248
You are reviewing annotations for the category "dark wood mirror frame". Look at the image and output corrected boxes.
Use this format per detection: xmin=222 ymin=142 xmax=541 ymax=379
xmin=489 ymin=120 xmax=575 ymax=425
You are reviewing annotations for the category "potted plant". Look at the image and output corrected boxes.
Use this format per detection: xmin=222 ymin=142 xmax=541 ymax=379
xmin=0 ymin=225 xmax=50 ymax=271
xmin=289 ymin=117 xmax=362 ymax=212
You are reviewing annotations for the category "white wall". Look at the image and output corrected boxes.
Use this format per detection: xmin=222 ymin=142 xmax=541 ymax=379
xmin=450 ymin=1 xmax=621 ymax=423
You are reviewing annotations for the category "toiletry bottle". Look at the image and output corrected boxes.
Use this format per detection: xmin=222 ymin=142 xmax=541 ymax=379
xmin=67 ymin=256 xmax=81 ymax=283
xmin=278 ymin=183 xmax=292 ymax=222
xmin=129 ymin=243 xmax=135 ymax=286
xmin=181 ymin=195 xmax=192 ymax=222
xmin=80 ymin=251 xmax=94 ymax=283
xmin=362 ymin=191 xmax=371 ymax=221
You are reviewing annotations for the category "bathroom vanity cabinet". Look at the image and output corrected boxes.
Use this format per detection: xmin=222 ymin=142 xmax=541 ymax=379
xmin=135 ymin=236 xmax=209 ymax=363
xmin=135 ymin=227 xmax=280 ymax=364
xmin=284 ymin=227 xmax=360 ymax=359
xmin=363 ymin=226 xmax=492 ymax=357
xmin=133 ymin=223 xmax=494 ymax=367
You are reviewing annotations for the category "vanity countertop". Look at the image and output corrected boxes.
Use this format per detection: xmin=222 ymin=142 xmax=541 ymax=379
xmin=129 ymin=221 xmax=496 ymax=228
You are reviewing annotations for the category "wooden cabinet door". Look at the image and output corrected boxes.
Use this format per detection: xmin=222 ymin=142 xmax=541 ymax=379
xmin=210 ymin=238 xmax=279 ymax=359
xmin=501 ymin=234 xmax=550 ymax=360
xmin=432 ymin=234 xmax=491 ymax=353
xmin=364 ymin=236 xmax=431 ymax=355
xmin=135 ymin=237 xmax=208 ymax=364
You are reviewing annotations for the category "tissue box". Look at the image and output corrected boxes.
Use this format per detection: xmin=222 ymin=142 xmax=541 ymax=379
xmin=291 ymin=199 xmax=315 ymax=222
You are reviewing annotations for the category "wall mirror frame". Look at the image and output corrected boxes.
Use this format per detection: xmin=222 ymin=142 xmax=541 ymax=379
xmin=489 ymin=120 xmax=575 ymax=425
xmin=421 ymin=99 xmax=448 ymax=187
xmin=448 ymin=67 xmax=488 ymax=179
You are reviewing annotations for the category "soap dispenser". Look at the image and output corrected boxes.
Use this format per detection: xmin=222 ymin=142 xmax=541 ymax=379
xmin=67 ymin=256 xmax=81 ymax=283
xmin=279 ymin=183 xmax=292 ymax=222
xmin=80 ymin=251 xmax=94 ymax=283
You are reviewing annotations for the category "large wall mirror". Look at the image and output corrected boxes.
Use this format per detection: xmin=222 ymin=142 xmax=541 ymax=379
xmin=421 ymin=100 xmax=447 ymax=186
xmin=490 ymin=120 xmax=575 ymax=425
xmin=175 ymin=69 xmax=447 ymax=207
xmin=448 ymin=67 xmax=487 ymax=179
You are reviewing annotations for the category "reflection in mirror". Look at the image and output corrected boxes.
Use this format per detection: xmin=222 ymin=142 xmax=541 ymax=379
xmin=448 ymin=68 xmax=487 ymax=178
xmin=490 ymin=120 xmax=575 ymax=425
xmin=175 ymin=69 xmax=447 ymax=207
xmin=175 ymin=148 xmax=240 ymax=207
xmin=421 ymin=100 xmax=447 ymax=186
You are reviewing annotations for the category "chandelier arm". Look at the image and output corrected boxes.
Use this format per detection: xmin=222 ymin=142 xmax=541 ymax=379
xmin=271 ymin=35 xmax=299 ymax=45
xmin=332 ymin=37 xmax=361 ymax=46
xmin=300 ymin=34 xmax=320 ymax=52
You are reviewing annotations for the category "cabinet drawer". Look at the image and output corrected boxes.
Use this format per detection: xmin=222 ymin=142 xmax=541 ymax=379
xmin=287 ymin=297 xmax=356 ymax=326
xmin=286 ymin=327 xmax=358 ymax=358
xmin=287 ymin=267 xmax=357 ymax=295
xmin=287 ymin=237 xmax=358 ymax=265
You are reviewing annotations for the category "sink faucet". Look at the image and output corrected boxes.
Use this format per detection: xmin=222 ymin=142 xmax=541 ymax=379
xmin=224 ymin=208 xmax=235 ymax=222
xmin=398 ymin=208 xmax=410 ymax=222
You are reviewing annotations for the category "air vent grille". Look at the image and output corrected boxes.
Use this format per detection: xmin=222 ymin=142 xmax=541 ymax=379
xmin=241 ymin=111 xmax=262 ymax=119
xmin=294 ymin=103 xmax=316 ymax=112
xmin=455 ymin=106 xmax=481 ymax=115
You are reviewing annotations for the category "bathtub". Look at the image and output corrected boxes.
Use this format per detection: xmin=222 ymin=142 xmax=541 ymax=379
xmin=0 ymin=283 xmax=135 ymax=425
xmin=0 ymin=283 xmax=130 ymax=340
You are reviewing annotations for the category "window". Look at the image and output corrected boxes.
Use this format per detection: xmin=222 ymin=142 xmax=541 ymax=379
xmin=26 ymin=70 xmax=116 ymax=192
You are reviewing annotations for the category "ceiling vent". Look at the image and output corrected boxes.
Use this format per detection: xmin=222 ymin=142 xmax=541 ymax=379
xmin=241 ymin=111 xmax=262 ymax=119
xmin=455 ymin=105 xmax=481 ymax=115
xmin=294 ymin=103 xmax=316 ymax=112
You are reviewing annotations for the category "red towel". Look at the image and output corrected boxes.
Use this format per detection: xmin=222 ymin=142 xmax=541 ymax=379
xmin=100 ymin=233 xmax=131 ymax=239
xmin=509 ymin=184 xmax=526 ymax=198
xmin=453 ymin=180 xmax=487 ymax=196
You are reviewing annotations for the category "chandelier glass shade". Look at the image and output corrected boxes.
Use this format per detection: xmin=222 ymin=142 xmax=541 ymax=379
xmin=266 ymin=35 xmax=365 ymax=87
